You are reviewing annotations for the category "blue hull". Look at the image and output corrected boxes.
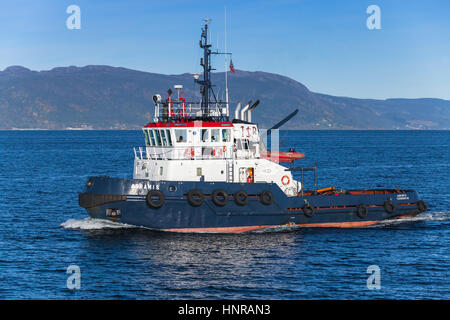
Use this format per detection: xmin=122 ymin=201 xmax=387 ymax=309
xmin=78 ymin=176 xmax=426 ymax=232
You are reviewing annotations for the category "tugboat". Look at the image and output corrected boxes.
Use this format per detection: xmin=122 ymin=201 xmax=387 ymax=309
xmin=78 ymin=21 xmax=428 ymax=232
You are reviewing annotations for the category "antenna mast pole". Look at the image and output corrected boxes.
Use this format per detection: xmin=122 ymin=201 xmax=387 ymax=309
xmin=224 ymin=7 xmax=229 ymax=117
xmin=198 ymin=19 xmax=212 ymax=118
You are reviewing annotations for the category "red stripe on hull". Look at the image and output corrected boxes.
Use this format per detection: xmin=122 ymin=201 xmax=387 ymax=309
xmin=160 ymin=213 xmax=419 ymax=233
xmin=162 ymin=221 xmax=378 ymax=233
xmin=299 ymin=221 xmax=378 ymax=228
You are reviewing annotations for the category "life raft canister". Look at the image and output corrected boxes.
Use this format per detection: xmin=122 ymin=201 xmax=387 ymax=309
xmin=184 ymin=147 xmax=194 ymax=159
xmin=281 ymin=175 xmax=290 ymax=186
xmin=146 ymin=190 xmax=165 ymax=209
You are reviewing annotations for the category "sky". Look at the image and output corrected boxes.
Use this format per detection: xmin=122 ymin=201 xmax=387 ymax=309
xmin=1 ymin=0 xmax=449 ymax=100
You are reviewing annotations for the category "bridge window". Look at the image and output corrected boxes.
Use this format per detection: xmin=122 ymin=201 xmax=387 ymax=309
xmin=175 ymin=129 xmax=187 ymax=143
xmin=166 ymin=129 xmax=173 ymax=145
xmin=148 ymin=130 xmax=156 ymax=146
xmin=161 ymin=129 xmax=168 ymax=146
xmin=154 ymin=129 xmax=162 ymax=146
xmin=143 ymin=130 xmax=150 ymax=146
xmin=211 ymin=129 xmax=219 ymax=142
xmin=222 ymin=129 xmax=230 ymax=142
xmin=201 ymin=129 xmax=209 ymax=142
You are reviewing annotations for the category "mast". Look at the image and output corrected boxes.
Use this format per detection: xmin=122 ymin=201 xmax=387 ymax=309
xmin=194 ymin=19 xmax=231 ymax=121
xmin=197 ymin=19 xmax=212 ymax=118
xmin=224 ymin=8 xmax=229 ymax=117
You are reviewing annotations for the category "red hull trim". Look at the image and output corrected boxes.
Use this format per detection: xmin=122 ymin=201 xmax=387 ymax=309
xmin=162 ymin=221 xmax=382 ymax=233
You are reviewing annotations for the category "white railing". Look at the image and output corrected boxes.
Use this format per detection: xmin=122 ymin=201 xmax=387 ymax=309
xmin=133 ymin=146 xmax=258 ymax=161
xmin=154 ymin=101 xmax=227 ymax=122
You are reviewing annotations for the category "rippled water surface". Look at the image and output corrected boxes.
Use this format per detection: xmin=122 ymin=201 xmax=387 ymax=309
xmin=0 ymin=130 xmax=448 ymax=299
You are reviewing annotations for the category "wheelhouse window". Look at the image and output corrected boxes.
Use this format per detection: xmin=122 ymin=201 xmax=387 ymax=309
xmin=143 ymin=130 xmax=150 ymax=146
xmin=161 ymin=129 xmax=168 ymax=146
xmin=201 ymin=129 xmax=209 ymax=142
xmin=154 ymin=129 xmax=162 ymax=146
xmin=211 ymin=129 xmax=219 ymax=142
xmin=175 ymin=129 xmax=187 ymax=143
xmin=148 ymin=130 xmax=156 ymax=146
xmin=221 ymin=129 xmax=230 ymax=142
xmin=166 ymin=129 xmax=173 ymax=146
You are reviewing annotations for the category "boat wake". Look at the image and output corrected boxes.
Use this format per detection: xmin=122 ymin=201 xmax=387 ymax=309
xmin=60 ymin=218 xmax=138 ymax=230
xmin=369 ymin=211 xmax=450 ymax=228
xmin=60 ymin=211 xmax=448 ymax=232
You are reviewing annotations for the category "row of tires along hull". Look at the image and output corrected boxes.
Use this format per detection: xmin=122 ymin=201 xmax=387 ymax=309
xmin=144 ymin=188 xmax=428 ymax=219
xmin=146 ymin=189 xmax=274 ymax=208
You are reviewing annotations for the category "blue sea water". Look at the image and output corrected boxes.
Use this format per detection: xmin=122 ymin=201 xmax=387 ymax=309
xmin=0 ymin=130 xmax=448 ymax=300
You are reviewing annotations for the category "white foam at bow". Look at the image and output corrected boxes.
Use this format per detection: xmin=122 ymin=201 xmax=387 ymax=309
xmin=60 ymin=218 xmax=137 ymax=230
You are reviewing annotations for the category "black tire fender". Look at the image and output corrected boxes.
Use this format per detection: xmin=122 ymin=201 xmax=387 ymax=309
xmin=146 ymin=190 xmax=165 ymax=209
xmin=303 ymin=203 xmax=315 ymax=217
xmin=357 ymin=204 xmax=368 ymax=219
xmin=234 ymin=190 xmax=248 ymax=206
xmin=384 ymin=199 xmax=395 ymax=213
xmin=187 ymin=189 xmax=205 ymax=207
xmin=212 ymin=189 xmax=228 ymax=207
xmin=417 ymin=200 xmax=427 ymax=212
xmin=259 ymin=190 xmax=273 ymax=205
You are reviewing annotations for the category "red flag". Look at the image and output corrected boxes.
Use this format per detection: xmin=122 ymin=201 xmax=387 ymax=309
xmin=229 ymin=58 xmax=235 ymax=73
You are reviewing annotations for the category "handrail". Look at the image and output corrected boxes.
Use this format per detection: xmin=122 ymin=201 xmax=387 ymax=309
xmin=285 ymin=162 xmax=318 ymax=195
xmin=133 ymin=146 xmax=258 ymax=161
xmin=153 ymin=100 xmax=228 ymax=123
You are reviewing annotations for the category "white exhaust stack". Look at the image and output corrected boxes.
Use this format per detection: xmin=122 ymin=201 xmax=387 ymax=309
xmin=234 ymin=101 xmax=242 ymax=120
xmin=240 ymin=100 xmax=252 ymax=121
xmin=247 ymin=100 xmax=260 ymax=123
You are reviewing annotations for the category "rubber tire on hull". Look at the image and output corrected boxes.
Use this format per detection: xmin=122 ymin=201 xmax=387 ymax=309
xmin=187 ymin=189 xmax=205 ymax=207
xmin=417 ymin=200 xmax=427 ymax=212
xmin=357 ymin=204 xmax=368 ymax=218
xmin=384 ymin=199 xmax=395 ymax=213
xmin=212 ymin=189 xmax=228 ymax=207
xmin=303 ymin=203 xmax=315 ymax=217
xmin=234 ymin=190 xmax=248 ymax=206
xmin=259 ymin=190 xmax=274 ymax=205
xmin=146 ymin=190 xmax=165 ymax=209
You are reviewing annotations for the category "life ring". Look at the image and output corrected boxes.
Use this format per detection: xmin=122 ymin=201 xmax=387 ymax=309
xmin=212 ymin=189 xmax=228 ymax=207
xmin=384 ymin=199 xmax=395 ymax=213
xmin=184 ymin=147 xmax=194 ymax=159
xmin=259 ymin=190 xmax=273 ymax=205
xmin=303 ymin=203 xmax=315 ymax=217
xmin=281 ymin=175 xmax=290 ymax=186
xmin=234 ymin=190 xmax=248 ymax=206
xmin=417 ymin=200 xmax=427 ymax=212
xmin=146 ymin=190 xmax=165 ymax=209
xmin=356 ymin=204 xmax=368 ymax=219
xmin=187 ymin=189 xmax=204 ymax=207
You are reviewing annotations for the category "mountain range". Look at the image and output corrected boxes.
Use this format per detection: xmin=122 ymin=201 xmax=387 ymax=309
xmin=0 ymin=65 xmax=449 ymax=130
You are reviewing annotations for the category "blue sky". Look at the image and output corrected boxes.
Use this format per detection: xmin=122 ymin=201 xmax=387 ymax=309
xmin=1 ymin=0 xmax=449 ymax=99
